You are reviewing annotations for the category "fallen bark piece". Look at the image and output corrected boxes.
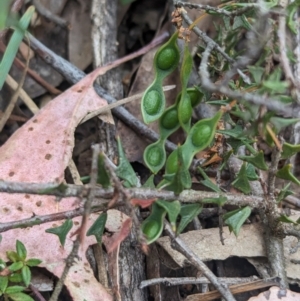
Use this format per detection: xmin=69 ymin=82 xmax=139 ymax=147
xmin=157 ymin=222 xmax=300 ymax=281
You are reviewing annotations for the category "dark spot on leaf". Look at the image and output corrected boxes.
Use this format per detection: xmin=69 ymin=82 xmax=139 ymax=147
xmin=46 ymin=140 xmax=51 ymax=144
xmin=36 ymin=201 xmax=42 ymax=207
xmin=3 ymin=207 xmax=9 ymax=213
xmin=28 ymin=127 xmax=34 ymax=131
xmin=74 ymin=221 xmax=79 ymax=226
xmin=84 ymin=279 xmax=89 ymax=283
xmin=72 ymin=282 xmax=80 ymax=288
xmin=17 ymin=206 xmax=23 ymax=211
xmin=45 ymin=154 xmax=52 ymax=160
xmin=25 ymin=194 xmax=30 ymax=199
xmin=33 ymin=119 xmax=38 ymax=123
xmin=9 ymin=171 xmax=14 ymax=177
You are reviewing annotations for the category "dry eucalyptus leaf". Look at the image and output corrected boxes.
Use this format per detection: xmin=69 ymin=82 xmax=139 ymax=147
xmin=0 ymin=61 xmax=133 ymax=300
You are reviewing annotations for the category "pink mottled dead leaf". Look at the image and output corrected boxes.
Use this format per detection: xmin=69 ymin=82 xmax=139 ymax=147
xmin=247 ymin=286 xmax=300 ymax=301
xmin=0 ymin=52 xmax=142 ymax=301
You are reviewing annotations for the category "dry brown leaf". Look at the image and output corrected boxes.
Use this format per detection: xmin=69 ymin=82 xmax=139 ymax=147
xmin=247 ymin=286 xmax=300 ymax=301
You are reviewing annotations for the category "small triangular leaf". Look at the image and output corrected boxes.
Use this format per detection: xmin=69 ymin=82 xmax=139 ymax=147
xmin=238 ymin=151 xmax=268 ymax=170
xmin=116 ymin=137 xmax=138 ymax=187
xmin=232 ymin=163 xmax=251 ymax=194
xmin=156 ymin=200 xmax=181 ymax=231
xmin=223 ymin=206 xmax=251 ymax=236
xmin=276 ymin=183 xmax=293 ymax=203
xmin=281 ymin=142 xmax=300 ymax=159
xmin=246 ymin=163 xmax=258 ymax=181
xmin=86 ymin=212 xmax=107 ymax=244
xmin=45 ymin=219 xmax=73 ymax=247
xmin=276 ymin=164 xmax=300 ymax=186
xmin=177 ymin=204 xmax=203 ymax=234
xmin=279 ymin=214 xmax=299 ymax=225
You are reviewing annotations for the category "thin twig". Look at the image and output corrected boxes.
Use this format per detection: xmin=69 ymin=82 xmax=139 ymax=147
xmin=32 ymin=0 xmax=69 ymax=28
xmin=80 ymin=85 xmax=175 ymax=124
xmin=181 ymin=11 xmax=234 ymax=63
xmin=48 ymin=240 xmax=80 ymax=301
xmin=0 ymin=180 xmax=265 ymax=207
xmin=140 ymin=276 xmax=258 ymax=289
xmin=79 ymin=144 xmax=100 ymax=243
xmin=0 ymin=201 xmax=108 ymax=234
xmin=175 ymin=1 xmax=250 ymax=17
xmin=164 ymin=222 xmax=236 ymax=301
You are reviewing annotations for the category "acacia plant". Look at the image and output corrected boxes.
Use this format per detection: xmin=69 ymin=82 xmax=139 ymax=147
xmin=137 ymin=0 xmax=300 ymax=292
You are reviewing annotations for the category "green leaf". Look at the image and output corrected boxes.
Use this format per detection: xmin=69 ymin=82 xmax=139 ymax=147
xmin=164 ymin=146 xmax=192 ymax=195
xmin=6 ymin=251 xmax=19 ymax=263
xmin=5 ymin=286 xmax=25 ymax=294
xmin=9 ymin=273 xmax=23 ymax=283
xmin=287 ymin=0 xmax=300 ymax=34
xmin=141 ymin=203 xmax=166 ymax=244
xmin=0 ymin=6 xmax=35 ymax=90
xmin=87 ymin=213 xmax=107 ymax=244
xmin=25 ymin=259 xmax=42 ymax=267
xmin=223 ymin=206 xmax=251 ymax=236
xmin=177 ymin=204 xmax=203 ymax=234
xmin=270 ymin=117 xmax=300 ymax=132
xmin=232 ymin=163 xmax=251 ymax=194
xmin=21 ymin=266 xmax=31 ymax=287
xmin=9 ymin=262 xmax=23 ymax=272
xmin=198 ymin=166 xmax=222 ymax=193
xmin=248 ymin=66 xmax=265 ymax=84
xmin=116 ymin=137 xmax=138 ymax=187
xmin=7 ymin=292 xmax=34 ymax=301
xmin=142 ymin=175 xmax=156 ymax=189
xmin=276 ymin=164 xmax=300 ymax=186
xmin=239 ymin=151 xmax=268 ymax=171
xmin=246 ymin=163 xmax=258 ymax=181
xmin=97 ymin=153 xmax=111 ymax=188
xmin=281 ymin=142 xmax=300 ymax=159
xmin=45 ymin=219 xmax=73 ymax=247
xmin=0 ymin=276 xmax=8 ymax=293
xmin=279 ymin=215 xmax=299 ymax=225
xmin=276 ymin=183 xmax=293 ymax=203
xmin=202 ymin=196 xmax=227 ymax=206
xmin=156 ymin=200 xmax=181 ymax=231
xmin=262 ymin=80 xmax=289 ymax=94
xmin=218 ymin=125 xmax=243 ymax=138
xmin=16 ymin=241 xmax=27 ymax=261
xmin=0 ymin=259 xmax=6 ymax=271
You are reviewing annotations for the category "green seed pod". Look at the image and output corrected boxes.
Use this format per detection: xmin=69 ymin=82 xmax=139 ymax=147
xmin=160 ymin=106 xmax=179 ymax=130
xmin=184 ymin=110 xmax=223 ymax=163
xmin=157 ymin=48 xmax=178 ymax=70
xmin=141 ymin=202 xmax=166 ymax=244
xmin=165 ymin=149 xmax=179 ymax=174
xmin=191 ymin=124 xmax=211 ymax=147
xmin=143 ymin=140 xmax=166 ymax=174
xmin=142 ymin=82 xmax=165 ymax=124
xmin=141 ymin=32 xmax=180 ymax=124
xmin=178 ymin=92 xmax=192 ymax=132
xmin=143 ymin=88 xmax=163 ymax=116
xmin=155 ymin=32 xmax=180 ymax=75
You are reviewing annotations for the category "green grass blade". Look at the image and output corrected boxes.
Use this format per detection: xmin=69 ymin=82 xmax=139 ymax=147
xmin=0 ymin=6 xmax=35 ymax=90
